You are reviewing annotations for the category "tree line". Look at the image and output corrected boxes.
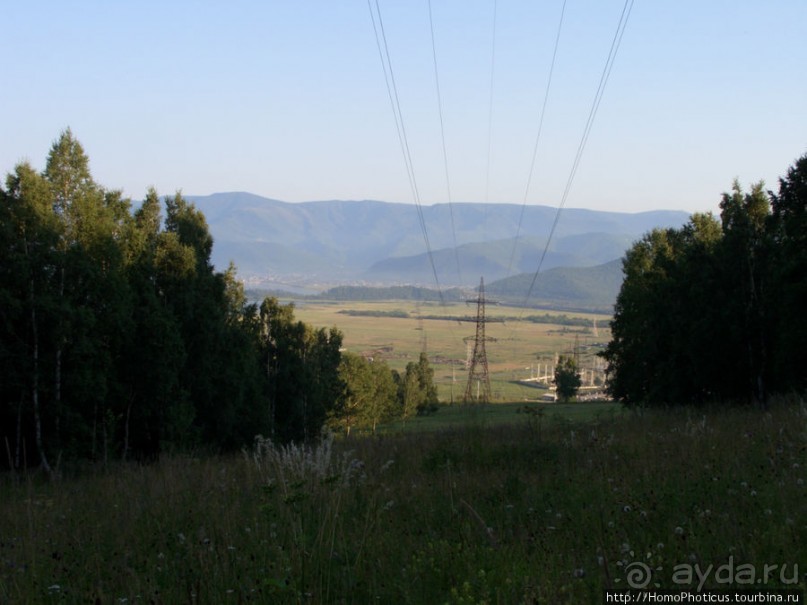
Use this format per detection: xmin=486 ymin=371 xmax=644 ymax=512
xmin=602 ymin=154 xmax=807 ymax=407
xmin=0 ymin=131 xmax=439 ymax=472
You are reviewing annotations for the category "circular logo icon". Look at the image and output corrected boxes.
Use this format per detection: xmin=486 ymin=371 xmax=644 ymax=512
xmin=625 ymin=561 xmax=652 ymax=589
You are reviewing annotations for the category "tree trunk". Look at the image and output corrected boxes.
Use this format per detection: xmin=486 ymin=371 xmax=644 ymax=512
xmin=54 ymin=266 xmax=64 ymax=451
xmin=30 ymin=279 xmax=52 ymax=476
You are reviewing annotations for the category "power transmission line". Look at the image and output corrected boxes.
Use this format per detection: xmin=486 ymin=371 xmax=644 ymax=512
xmin=366 ymin=0 xmax=446 ymax=304
xmin=427 ymin=0 xmax=463 ymax=286
xmin=505 ymin=0 xmax=568 ymax=280
xmin=519 ymin=0 xmax=635 ymax=311
xmin=484 ymin=0 xmax=498 ymax=205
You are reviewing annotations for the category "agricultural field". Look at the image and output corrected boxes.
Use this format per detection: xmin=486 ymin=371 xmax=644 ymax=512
xmin=1 ymin=403 xmax=804 ymax=603
xmin=290 ymin=299 xmax=611 ymax=402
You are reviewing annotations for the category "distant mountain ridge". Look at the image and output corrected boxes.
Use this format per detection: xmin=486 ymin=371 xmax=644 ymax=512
xmin=187 ymin=193 xmax=689 ymax=297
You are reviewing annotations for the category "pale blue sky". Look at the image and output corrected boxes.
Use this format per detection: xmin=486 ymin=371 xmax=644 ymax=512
xmin=2 ymin=1 xmax=805 ymax=213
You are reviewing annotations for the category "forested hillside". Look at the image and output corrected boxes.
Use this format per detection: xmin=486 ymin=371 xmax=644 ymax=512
xmin=485 ymin=259 xmax=623 ymax=311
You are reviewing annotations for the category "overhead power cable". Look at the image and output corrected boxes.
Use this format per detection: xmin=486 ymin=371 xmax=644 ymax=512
xmin=427 ymin=0 xmax=463 ymax=286
xmin=520 ymin=0 xmax=635 ymax=311
xmin=367 ymin=0 xmax=445 ymax=304
xmin=505 ymin=0 xmax=568 ymax=280
xmin=483 ymin=0 xmax=498 ymax=205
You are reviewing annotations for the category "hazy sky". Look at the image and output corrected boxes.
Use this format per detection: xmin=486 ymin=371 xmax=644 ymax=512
xmin=2 ymin=1 xmax=805 ymax=214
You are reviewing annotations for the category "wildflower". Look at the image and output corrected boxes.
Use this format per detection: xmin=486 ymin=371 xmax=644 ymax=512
xmin=674 ymin=526 xmax=685 ymax=536
xmin=573 ymin=568 xmax=586 ymax=578
xmin=622 ymin=505 xmax=632 ymax=513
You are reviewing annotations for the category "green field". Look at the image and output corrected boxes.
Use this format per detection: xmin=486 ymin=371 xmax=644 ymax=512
xmin=2 ymin=402 xmax=804 ymax=603
xmin=290 ymin=299 xmax=611 ymax=402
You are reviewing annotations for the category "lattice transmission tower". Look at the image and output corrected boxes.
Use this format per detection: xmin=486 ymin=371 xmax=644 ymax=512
xmin=463 ymin=277 xmax=496 ymax=403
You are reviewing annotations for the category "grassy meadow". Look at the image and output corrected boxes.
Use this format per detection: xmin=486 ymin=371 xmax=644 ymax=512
xmin=1 ymin=402 xmax=805 ymax=603
xmin=290 ymin=299 xmax=611 ymax=402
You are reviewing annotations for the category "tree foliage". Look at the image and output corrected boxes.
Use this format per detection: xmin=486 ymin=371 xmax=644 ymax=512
xmin=0 ymin=131 xmax=447 ymax=469
xmin=603 ymin=154 xmax=807 ymax=406
xmin=0 ymin=131 xmax=346 ymax=470
xmin=404 ymin=352 xmax=440 ymax=417
xmin=553 ymin=355 xmax=582 ymax=402
xmin=330 ymin=353 xmax=397 ymax=435
xmin=329 ymin=351 xmax=441 ymax=435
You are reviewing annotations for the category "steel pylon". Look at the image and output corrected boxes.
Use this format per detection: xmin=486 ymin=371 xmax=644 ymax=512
xmin=463 ymin=277 xmax=495 ymax=403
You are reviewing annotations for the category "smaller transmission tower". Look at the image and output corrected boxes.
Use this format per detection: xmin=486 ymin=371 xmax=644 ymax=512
xmin=463 ymin=277 xmax=496 ymax=403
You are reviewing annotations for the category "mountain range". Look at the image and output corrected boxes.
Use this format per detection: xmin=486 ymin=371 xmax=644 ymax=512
xmin=186 ymin=192 xmax=690 ymax=309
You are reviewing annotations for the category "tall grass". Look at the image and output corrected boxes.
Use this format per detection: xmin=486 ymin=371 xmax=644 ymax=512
xmin=1 ymin=402 xmax=805 ymax=603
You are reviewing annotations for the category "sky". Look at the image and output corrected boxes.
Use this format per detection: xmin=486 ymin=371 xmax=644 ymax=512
xmin=2 ymin=1 xmax=805 ymax=214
